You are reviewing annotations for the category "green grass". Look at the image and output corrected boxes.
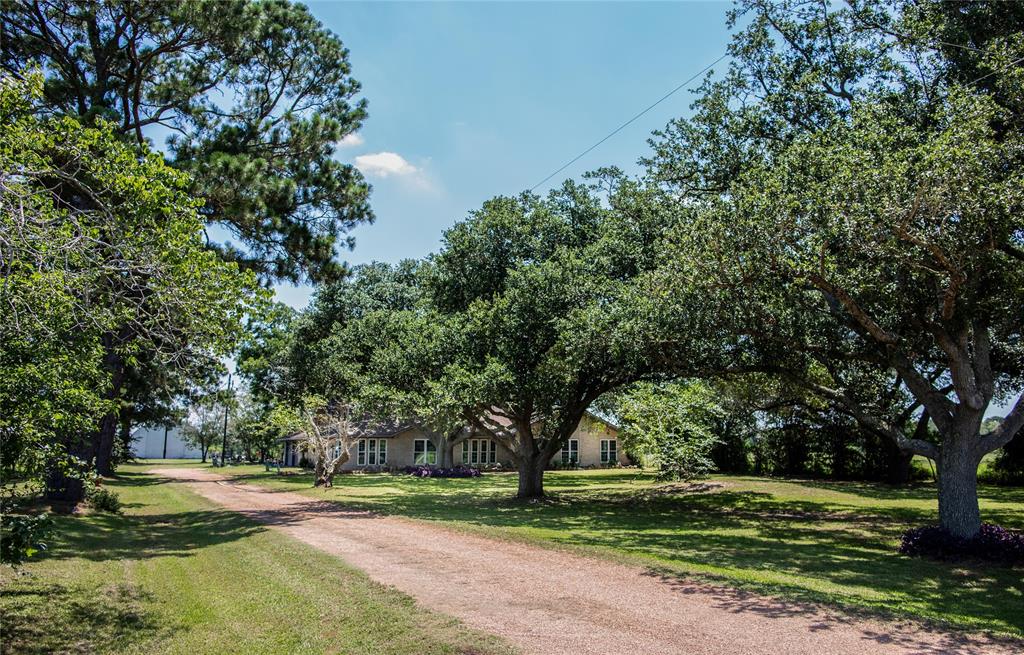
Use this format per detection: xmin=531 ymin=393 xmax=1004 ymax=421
xmin=0 ymin=463 xmax=513 ymax=655
xmin=218 ymin=464 xmax=1024 ymax=638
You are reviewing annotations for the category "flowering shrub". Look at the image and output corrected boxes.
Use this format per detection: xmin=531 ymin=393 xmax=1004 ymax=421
xmin=900 ymin=523 xmax=1024 ymax=564
xmin=402 ymin=465 xmax=481 ymax=478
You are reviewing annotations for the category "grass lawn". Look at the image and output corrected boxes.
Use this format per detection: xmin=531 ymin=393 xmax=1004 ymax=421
xmin=218 ymin=464 xmax=1024 ymax=638
xmin=0 ymin=463 xmax=513 ymax=655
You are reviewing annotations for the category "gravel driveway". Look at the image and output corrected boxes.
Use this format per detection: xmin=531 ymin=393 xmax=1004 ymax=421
xmin=152 ymin=467 xmax=1016 ymax=655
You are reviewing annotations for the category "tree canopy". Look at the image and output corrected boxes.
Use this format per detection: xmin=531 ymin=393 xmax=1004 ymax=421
xmin=644 ymin=0 xmax=1024 ymax=537
xmin=2 ymin=0 xmax=373 ymax=283
xmin=1 ymin=70 xmax=262 ymax=536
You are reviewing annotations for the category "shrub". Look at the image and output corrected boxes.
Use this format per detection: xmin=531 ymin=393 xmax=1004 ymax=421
xmin=899 ymin=523 xmax=1024 ymax=565
xmin=986 ymin=436 xmax=1024 ymax=486
xmin=550 ymin=460 xmax=578 ymax=471
xmin=0 ymin=514 xmax=52 ymax=566
xmin=87 ymin=486 xmax=122 ymax=513
xmin=402 ymin=465 xmax=481 ymax=478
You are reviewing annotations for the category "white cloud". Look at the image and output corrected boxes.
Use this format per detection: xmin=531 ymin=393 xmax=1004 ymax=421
xmin=354 ymin=151 xmax=420 ymax=178
xmin=338 ymin=132 xmax=365 ymax=148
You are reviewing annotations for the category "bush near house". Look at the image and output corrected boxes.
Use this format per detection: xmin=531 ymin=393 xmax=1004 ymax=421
xmin=403 ymin=465 xmax=481 ymax=478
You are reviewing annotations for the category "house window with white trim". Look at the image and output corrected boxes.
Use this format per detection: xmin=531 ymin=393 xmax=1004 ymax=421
xmin=600 ymin=439 xmax=617 ymax=464
xmin=357 ymin=439 xmax=387 ymax=466
xmin=462 ymin=439 xmax=496 ymax=465
xmin=414 ymin=439 xmax=437 ymax=465
xmin=561 ymin=439 xmax=579 ymax=465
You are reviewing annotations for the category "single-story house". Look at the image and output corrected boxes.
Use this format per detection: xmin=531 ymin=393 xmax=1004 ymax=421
xmin=279 ymin=412 xmax=627 ymax=470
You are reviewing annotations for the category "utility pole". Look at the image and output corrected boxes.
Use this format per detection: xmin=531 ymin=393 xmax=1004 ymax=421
xmin=220 ymin=372 xmax=232 ymax=467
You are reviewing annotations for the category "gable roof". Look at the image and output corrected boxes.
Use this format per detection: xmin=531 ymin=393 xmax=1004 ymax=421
xmin=279 ymin=417 xmax=418 ymax=442
xmin=280 ymin=410 xmax=617 ymax=443
xmin=584 ymin=410 xmax=620 ymax=432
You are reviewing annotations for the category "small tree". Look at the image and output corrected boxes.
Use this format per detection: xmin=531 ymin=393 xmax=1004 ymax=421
xmin=182 ymin=394 xmax=223 ymax=463
xmin=297 ymin=400 xmax=357 ymax=488
xmin=617 ymin=382 xmax=720 ymax=481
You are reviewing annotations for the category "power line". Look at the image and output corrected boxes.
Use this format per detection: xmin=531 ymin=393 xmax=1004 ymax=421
xmin=529 ymin=53 xmax=729 ymax=192
xmin=527 ymin=41 xmax=1020 ymax=194
xmin=967 ymin=54 xmax=1024 ymax=86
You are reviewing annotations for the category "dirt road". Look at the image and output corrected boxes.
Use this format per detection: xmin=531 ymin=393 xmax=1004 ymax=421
xmin=152 ymin=467 xmax=1017 ymax=655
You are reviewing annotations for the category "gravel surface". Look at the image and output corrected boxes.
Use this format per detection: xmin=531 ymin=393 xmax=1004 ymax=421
xmin=152 ymin=467 xmax=1019 ymax=655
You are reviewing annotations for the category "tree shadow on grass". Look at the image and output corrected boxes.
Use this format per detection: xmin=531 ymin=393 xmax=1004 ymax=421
xmin=0 ymin=580 xmax=175 ymax=655
xmin=789 ymin=478 xmax=1024 ymax=505
xmin=103 ymin=470 xmax=176 ymax=487
xmin=43 ymin=508 xmax=276 ymax=562
xmin=640 ymin=568 xmax=1021 ymax=655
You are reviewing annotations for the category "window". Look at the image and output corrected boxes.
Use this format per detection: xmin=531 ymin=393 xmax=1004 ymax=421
xmin=414 ymin=439 xmax=437 ymax=465
xmin=357 ymin=439 xmax=387 ymax=466
xmin=331 ymin=443 xmax=341 ymax=459
xmin=462 ymin=439 xmax=496 ymax=465
xmin=561 ymin=439 xmax=579 ymax=465
xmin=600 ymin=439 xmax=617 ymax=464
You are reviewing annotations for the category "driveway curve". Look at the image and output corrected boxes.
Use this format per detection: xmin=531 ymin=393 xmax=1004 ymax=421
xmin=152 ymin=467 xmax=1017 ymax=655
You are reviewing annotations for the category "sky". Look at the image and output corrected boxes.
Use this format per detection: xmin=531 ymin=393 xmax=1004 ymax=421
xmin=268 ymin=1 xmax=735 ymax=308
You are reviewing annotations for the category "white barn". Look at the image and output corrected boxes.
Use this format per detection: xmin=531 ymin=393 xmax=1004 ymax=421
xmin=132 ymin=424 xmax=203 ymax=459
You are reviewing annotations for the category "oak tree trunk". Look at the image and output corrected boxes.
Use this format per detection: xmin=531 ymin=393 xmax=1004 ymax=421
xmin=517 ymin=453 xmax=548 ymax=498
xmin=937 ymin=438 xmax=982 ymax=539
xmin=437 ymin=436 xmax=454 ymax=467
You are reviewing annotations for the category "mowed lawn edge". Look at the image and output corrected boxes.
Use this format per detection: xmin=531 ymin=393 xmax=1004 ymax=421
xmin=0 ymin=464 xmax=515 ymax=655
xmin=214 ymin=464 xmax=1024 ymax=640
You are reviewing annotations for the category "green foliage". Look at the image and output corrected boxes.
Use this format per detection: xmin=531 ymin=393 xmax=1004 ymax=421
xmin=282 ymin=261 xmax=424 ymax=404
xmin=617 ymin=382 xmax=720 ymax=481
xmin=0 ymin=514 xmax=52 ymax=567
xmin=86 ymin=487 xmax=122 ymax=514
xmin=181 ymin=392 xmax=226 ymax=463
xmin=991 ymin=419 xmax=1024 ymax=484
xmin=2 ymin=0 xmax=373 ymax=283
xmin=238 ymin=302 xmax=298 ymax=405
xmin=228 ymin=391 xmax=287 ymax=461
xmin=643 ymin=0 xmax=1024 ymax=536
xmin=1 ymin=69 xmax=261 ymax=513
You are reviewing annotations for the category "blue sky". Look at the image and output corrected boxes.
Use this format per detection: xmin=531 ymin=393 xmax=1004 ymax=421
xmin=269 ymin=1 xmax=734 ymax=308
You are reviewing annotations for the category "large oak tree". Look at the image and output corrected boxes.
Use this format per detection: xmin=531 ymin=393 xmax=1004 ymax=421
xmin=646 ymin=0 xmax=1024 ymax=538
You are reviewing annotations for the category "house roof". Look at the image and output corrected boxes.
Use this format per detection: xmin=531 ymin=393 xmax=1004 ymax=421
xmin=279 ymin=417 xmax=418 ymax=442
xmin=279 ymin=410 xmax=617 ymax=443
xmin=468 ymin=410 xmax=619 ymax=437
xmin=585 ymin=410 xmax=620 ymax=432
